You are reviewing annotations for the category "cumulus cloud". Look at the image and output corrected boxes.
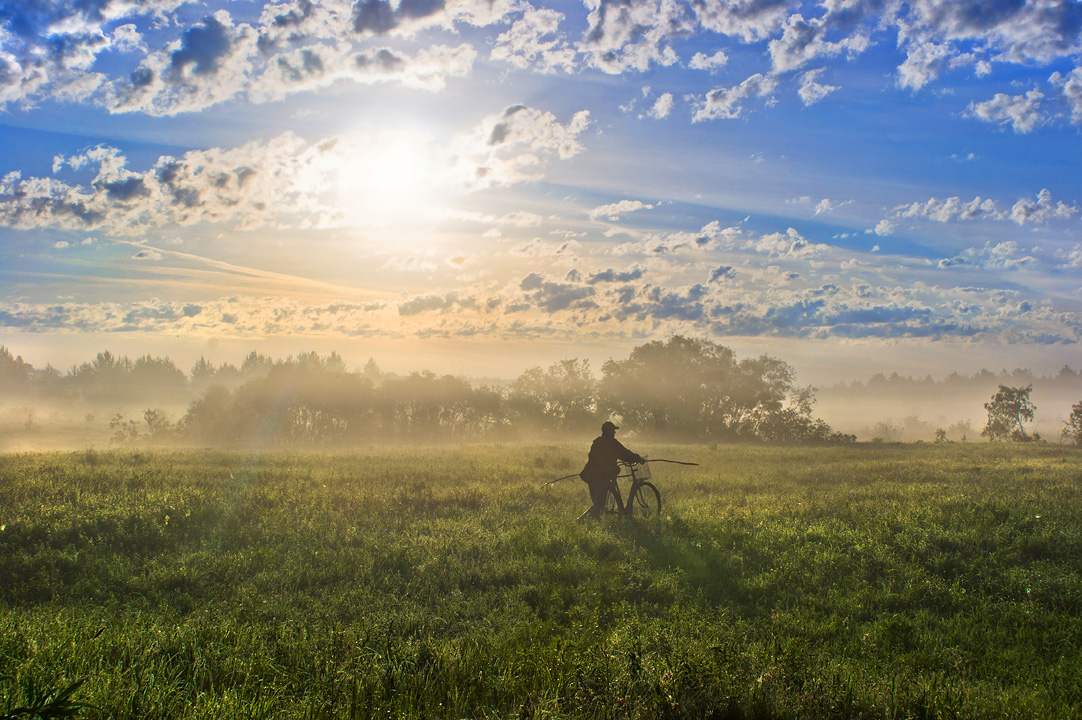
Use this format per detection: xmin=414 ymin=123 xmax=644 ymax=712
xmin=1050 ymin=67 xmax=1082 ymax=123
xmin=937 ymin=241 xmax=1038 ymax=271
xmin=490 ymin=7 xmax=576 ymax=73
xmin=0 ymin=106 xmax=589 ymax=234
xmin=688 ymin=50 xmax=729 ymax=71
xmin=692 ymin=0 xmax=793 ymax=43
xmin=579 ymin=0 xmax=689 ymax=73
xmin=893 ymin=195 xmax=1002 ymax=223
xmin=798 ymin=68 xmax=838 ymax=105
xmin=768 ymin=12 xmax=871 ymax=74
xmin=450 ymin=104 xmax=591 ymax=189
xmin=646 ymin=92 xmax=674 ymax=118
xmin=586 ymin=266 xmax=645 ymax=284
xmin=1010 ymin=189 xmax=1079 ymax=225
xmin=873 ymin=219 xmax=895 ymax=236
xmin=897 ymin=0 xmax=1082 ymax=71
xmin=750 ymin=227 xmax=827 ymax=258
xmin=0 ymin=0 xmax=491 ymax=116
xmin=518 ymin=272 xmax=595 ymax=311
xmin=589 ymin=199 xmax=654 ymax=221
xmin=691 ymin=73 xmax=777 ymax=121
xmin=889 ymin=190 xmax=1077 ymax=227
xmin=709 ymin=265 xmax=736 ymax=282
xmin=966 ymin=89 xmax=1045 ymax=133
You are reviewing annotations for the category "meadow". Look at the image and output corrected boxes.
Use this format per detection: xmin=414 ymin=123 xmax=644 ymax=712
xmin=1 ymin=443 xmax=1080 ymax=719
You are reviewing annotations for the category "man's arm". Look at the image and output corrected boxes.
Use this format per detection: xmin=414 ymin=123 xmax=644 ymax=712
xmin=614 ymin=438 xmax=645 ymax=464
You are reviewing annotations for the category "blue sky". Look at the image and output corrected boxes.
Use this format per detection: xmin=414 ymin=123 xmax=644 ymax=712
xmin=0 ymin=0 xmax=1080 ymax=382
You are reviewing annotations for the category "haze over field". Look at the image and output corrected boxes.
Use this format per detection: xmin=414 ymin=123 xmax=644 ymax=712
xmin=0 ymin=0 xmax=1080 ymax=386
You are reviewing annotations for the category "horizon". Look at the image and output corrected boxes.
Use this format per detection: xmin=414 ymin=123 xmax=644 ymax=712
xmin=1 ymin=0 xmax=1079 ymax=384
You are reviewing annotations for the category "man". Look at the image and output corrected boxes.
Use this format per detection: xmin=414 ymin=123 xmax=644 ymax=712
xmin=580 ymin=421 xmax=645 ymax=518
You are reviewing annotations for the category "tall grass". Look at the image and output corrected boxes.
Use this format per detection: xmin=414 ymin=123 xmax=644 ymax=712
xmin=1 ymin=443 xmax=1080 ymax=718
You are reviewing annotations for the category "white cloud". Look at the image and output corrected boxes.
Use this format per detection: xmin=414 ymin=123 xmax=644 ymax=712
xmin=691 ymin=73 xmax=777 ymax=121
xmin=692 ymin=0 xmax=793 ymax=43
xmin=893 ymin=196 xmax=1002 ymax=222
xmin=874 ymin=219 xmax=895 ymax=236
xmin=814 ymin=198 xmax=852 ymax=215
xmin=646 ymin=92 xmax=674 ymax=119
xmin=1050 ymin=67 xmax=1082 ymax=124
xmin=1010 ymin=189 xmax=1079 ymax=225
xmin=768 ymin=12 xmax=871 ymax=74
xmin=688 ymin=50 xmax=729 ymax=72
xmin=579 ymin=0 xmax=689 ymax=73
xmin=0 ymin=107 xmax=590 ymax=235
xmin=490 ymin=7 xmax=576 ymax=74
xmin=798 ymin=68 xmax=838 ymax=105
xmin=450 ymin=104 xmax=591 ymax=189
xmin=750 ymin=227 xmax=827 ymax=258
xmin=938 ymin=241 xmax=1038 ymax=271
xmin=589 ymin=199 xmax=655 ymax=221
xmin=966 ymin=89 xmax=1045 ymax=133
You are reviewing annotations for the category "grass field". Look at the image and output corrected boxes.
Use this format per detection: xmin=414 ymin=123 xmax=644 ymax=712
xmin=2 ymin=443 xmax=1081 ymax=719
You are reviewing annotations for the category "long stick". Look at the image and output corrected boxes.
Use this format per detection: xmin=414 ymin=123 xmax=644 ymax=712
xmin=643 ymin=459 xmax=699 ymax=466
xmin=541 ymin=473 xmax=581 ymax=488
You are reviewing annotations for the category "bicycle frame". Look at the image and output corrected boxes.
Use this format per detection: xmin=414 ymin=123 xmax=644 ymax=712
xmin=608 ymin=460 xmax=660 ymax=517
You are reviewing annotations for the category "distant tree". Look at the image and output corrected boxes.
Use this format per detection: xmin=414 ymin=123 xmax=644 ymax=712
xmin=0 ymin=346 xmax=33 ymax=395
xmin=598 ymin=335 xmax=807 ymax=440
xmin=508 ymin=358 xmax=597 ymax=433
xmin=109 ymin=413 xmax=142 ymax=444
xmin=946 ymin=419 xmax=973 ymax=442
xmin=130 ymin=355 xmax=188 ymax=403
xmin=240 ymin=351 xmax=273 ymax=378
xmin=143 ymin=408 xmax=175 ymax=442
xmin=1064 ymin=401 xmax=1082 ymax=447
xmin=180 ymin=385 xmax=237 ymax=444
xmin=981 ymin=384 xmax=1035 ymax=442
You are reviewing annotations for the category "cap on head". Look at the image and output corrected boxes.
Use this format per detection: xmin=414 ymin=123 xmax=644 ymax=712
xmin=601 ymin=421 xmax=619 ymax=433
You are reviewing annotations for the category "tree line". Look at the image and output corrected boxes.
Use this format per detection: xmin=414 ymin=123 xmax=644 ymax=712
xmin=1 ymin=337 xmax=854 ymax=446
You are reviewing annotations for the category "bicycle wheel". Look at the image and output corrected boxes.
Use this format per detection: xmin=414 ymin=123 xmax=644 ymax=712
xmin=605 ymin=485 xmax=623 ymax=515
xmin=629 ymin=482 xmax=661 ymax=518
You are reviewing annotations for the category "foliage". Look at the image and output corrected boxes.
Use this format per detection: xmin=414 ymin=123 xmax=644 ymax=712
xmin=0 ymin=339 xmax=851 ymax=446
xmin=2 ymin=444 xmax=1080 ymax=719
xmin=508 ymin=358 xmax=597 ymax=433
xmin=981 ymin=384 xmax=1036 ymax=442
xmin=598 ymin=336 xmax=802 ymax=440
xmin=1065 ymin=401 xmax=1082 ymax=446
xmin=1 ymin=679 xmax=92 ymax=720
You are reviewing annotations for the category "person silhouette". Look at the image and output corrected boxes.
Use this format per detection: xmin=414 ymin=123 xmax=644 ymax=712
xmin=580 ymin=421 xmax=644 ymax=519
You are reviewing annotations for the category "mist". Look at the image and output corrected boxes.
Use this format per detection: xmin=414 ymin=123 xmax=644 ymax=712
xmin=2 ymin=339 xmax=1080 ymax=451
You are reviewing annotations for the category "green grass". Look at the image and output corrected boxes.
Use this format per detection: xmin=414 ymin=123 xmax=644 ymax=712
xmin=2 ymin=443 xmax=1081 ymax=719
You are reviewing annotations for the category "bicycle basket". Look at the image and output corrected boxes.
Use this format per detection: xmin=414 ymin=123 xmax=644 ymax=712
xmin=632 ymin=460 xmax=651 ymax=480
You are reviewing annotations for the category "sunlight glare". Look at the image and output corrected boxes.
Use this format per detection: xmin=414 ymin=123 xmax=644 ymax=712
xmin=328 ymin=130 xmax=452 ymax=230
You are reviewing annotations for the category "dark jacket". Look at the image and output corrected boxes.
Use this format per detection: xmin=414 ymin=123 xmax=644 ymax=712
xmin=581 ymin=434 xmax=642 ymax=483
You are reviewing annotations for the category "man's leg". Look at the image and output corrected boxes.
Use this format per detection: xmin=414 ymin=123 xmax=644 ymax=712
xmin=588 ymin=478 xmax=608 ymax=518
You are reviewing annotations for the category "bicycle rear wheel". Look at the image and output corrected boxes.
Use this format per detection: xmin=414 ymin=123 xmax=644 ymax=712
xmin=630 ymin=482 xmax=661 ymax=518
xmin=605 ymin=485 xmax=623 ymax=515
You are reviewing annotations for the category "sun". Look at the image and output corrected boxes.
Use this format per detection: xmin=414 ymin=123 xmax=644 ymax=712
xmin=327 ymin=129 xmax=453 ymax=230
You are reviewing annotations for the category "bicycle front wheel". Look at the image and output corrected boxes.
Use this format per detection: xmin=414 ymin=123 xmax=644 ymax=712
xmin=630 ymin=482 xmax=661 ymax=518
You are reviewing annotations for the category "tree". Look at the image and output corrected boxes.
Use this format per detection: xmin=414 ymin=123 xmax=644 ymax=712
xmin=0 ymin=346 xmax=33 ymax=395
xmin=508 ymin=358 xmax=597 ymax=433
xmin=598 ymin=336 xmax=797 ymax=440
xmin=981 ymin=384 xmax=1035 ymax=442
xmin=1064 ymin=401 xmax=1082 ymax=447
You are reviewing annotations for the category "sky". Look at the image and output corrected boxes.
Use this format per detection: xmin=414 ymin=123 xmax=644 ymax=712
xmin=0 ymin=0 xmax=1080 ymax=385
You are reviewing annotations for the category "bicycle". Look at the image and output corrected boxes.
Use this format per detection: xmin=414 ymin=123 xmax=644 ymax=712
xmin=604 ymin=459 xmax=661 ymax=518
xmin=543 ymin=456 xmax=697 ymax=519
